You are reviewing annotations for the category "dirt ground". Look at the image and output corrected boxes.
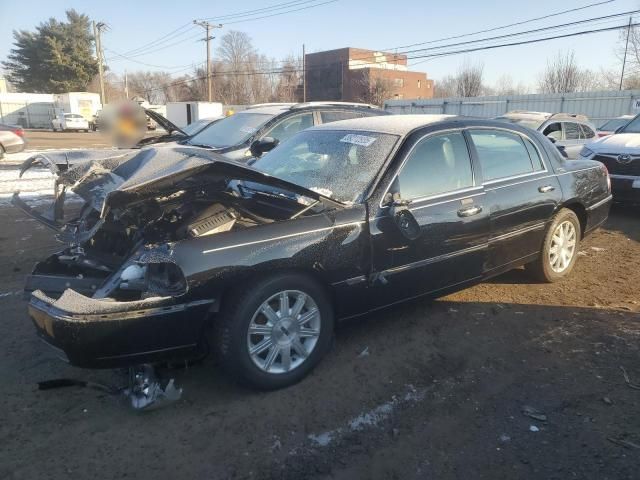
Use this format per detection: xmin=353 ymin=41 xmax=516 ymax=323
xmin=0 ymin=198 xmax=639 ymax=479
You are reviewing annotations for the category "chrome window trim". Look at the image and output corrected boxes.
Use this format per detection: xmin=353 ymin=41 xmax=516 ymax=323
xmin=467 ymin=126 xmax=549 ymax=185
xmin=409 ymin=191 xmax=485 ymax=212
xmin=409 ymin=186 xmax=484 ymax=206
xmin=378 ymin=128 xmax=476 ymax=209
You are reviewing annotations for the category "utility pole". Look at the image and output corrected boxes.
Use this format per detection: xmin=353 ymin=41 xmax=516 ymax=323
xmin=124 ymin=70 xmax=129 ymax=99
xmin=620 ymin=16 xmax=633 ymax=91
xmin=302 ymin=44 xmax=306 ymax=102
xmin=193 ymin=20 xmax=222 ymax=102
xmin=93 ymin=21 xmax=107 ymax=105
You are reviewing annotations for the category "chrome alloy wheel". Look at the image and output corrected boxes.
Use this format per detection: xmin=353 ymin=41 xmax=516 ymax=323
xmin=548 ymin=220 xmax=577 ymax=273
xmin=247 ymin=290 xmax=321 ymax=374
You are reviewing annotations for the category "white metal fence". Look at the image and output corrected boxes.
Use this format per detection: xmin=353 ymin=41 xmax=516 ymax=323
xmin=384 ymin=90 xmax=640 ymax=127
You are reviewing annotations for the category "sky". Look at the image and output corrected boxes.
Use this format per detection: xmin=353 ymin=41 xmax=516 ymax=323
xmin=0 ymin=0 xmax=637 ymax=89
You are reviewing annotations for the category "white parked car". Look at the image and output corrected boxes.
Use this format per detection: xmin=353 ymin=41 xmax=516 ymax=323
xmin=580 ymin=113 xmax=640 ymax=204
xmin=495 ymin=111 xmax=597 ymax=159
xmin=51 ymin=113 xmax=90 ymax=132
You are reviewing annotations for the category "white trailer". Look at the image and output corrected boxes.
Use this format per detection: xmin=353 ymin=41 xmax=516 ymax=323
xmin=53 ymin=92 xmax=102 ymax=122
xmin=166 ymin=102 xmax=223 ymax=128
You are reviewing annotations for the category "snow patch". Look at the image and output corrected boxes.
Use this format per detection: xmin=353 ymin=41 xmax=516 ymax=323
xmin=307 ymin=384 xmax=426 ymax=447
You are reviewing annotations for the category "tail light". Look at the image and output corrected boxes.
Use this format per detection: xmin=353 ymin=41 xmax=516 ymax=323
xmin=597 ymin=132 xmax=609 ymax=138
xmin=12 ymin=127 xmax=24 ymax=137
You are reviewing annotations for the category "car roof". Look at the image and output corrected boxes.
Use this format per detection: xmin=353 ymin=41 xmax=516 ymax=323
xmin=310 ymin=114 xmax=458 ymax=135
xmin=239 ymin=101 xmax=383 ymax=116
xmin=501 ymin=110 xmax=591 ymax=123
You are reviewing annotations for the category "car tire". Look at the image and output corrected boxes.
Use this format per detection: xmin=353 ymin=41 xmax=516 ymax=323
xmin=214 ymin=273 xmax=334 ymax=390
xmin=526 ymin=208 xmax=581 ymax=283
xmin=0 ymin=144 xmax=5 ymax=159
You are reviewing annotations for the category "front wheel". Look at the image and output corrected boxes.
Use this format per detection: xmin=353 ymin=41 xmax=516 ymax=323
xmin=526 ymin=208 xmax=581 ymax=282
xmin=215 ymin=273 xmax=334 ymax=390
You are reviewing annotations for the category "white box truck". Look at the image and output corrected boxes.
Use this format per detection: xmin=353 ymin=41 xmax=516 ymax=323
xmin=166 ymin=102 xmax=223 ymax=128
xmin=53 ymin=92 xmax=102 ymax=122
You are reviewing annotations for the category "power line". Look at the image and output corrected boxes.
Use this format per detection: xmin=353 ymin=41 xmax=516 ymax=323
xmin=406 ymin=22 xmax=639 ymax=61
xmin=136 ymin=20 xmax=637 ymax=95
xmin=202 ymin=0 xmax=322 ymax=21
xmin=111 ymin=0 xmax=335 ymax=61
xmin=401 ymin=9 xmax=639 ymax=56
xmin=223 ymin=0 xmax=338 ymax=25
xmin=105 ymin=32 xmax=203 ymax=62
xmin=386 ymin=0 xmax=617 ymax=51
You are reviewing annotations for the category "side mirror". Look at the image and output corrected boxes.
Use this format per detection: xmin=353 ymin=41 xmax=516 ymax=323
xmin=250 ymin=136 xmax=279 ymax=158
xmin=547 ymin=136 xmax=557 ymax=144
xmin=384 ymin=192 xmax=421 ymax=241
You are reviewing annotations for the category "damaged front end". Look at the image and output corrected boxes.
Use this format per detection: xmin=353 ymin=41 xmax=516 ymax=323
xmin=14 ymin=146 xmax=336 ymax=369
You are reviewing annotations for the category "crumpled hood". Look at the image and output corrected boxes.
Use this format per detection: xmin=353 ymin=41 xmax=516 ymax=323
xmin=39 ymin=145 xmax=343 ymax=215
xmin=587 ymin=133 xmax=640 ymax=154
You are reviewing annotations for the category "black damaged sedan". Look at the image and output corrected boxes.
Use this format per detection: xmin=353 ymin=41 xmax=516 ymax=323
xmin=15 ymin=115 xmax=612 ymax=389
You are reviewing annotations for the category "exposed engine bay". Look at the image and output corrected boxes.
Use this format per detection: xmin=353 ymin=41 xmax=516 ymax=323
xmin=14 ymin=146 xmax=335 ymax=303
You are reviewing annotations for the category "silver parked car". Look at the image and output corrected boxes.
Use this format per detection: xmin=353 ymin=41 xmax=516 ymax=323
xmin=495 ymin=111 xmax=597 ymax=159
xmin=0 ymin=124 xmax=26 ymax=158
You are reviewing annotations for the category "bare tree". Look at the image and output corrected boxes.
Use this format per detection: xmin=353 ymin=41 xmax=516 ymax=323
xmin=538 ymin=50 xmax=583 ymax=93
xmin=492 ymin=74 xmax=530 ymax=95
xmin=432 ymin=62 xmax=485 ymax=98
xmin=433 ymin=75 xmax=457 ymax=98
xmin=354 ymin=70 xmax=394 ymax=106
xmin=456 ymin=61 xmax=484 ymax=97
xmin=613 ymin=24 xmax=640 ymax=89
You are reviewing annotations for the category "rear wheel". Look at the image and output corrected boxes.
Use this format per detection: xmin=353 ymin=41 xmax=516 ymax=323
xmin=526 ymin=208 xmax=581 ymax=282
xmin=214 ymin=273 xmax=334 ymax=390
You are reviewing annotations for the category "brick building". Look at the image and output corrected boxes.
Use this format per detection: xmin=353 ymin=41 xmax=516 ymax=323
xmin=305 ymin=48 xmax=433 ymax=104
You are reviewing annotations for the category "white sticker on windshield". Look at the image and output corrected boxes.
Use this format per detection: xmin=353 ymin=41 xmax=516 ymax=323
xmin=340 ymin=134 xmax=377 ymax=147
xmin=240 ymin=126 xmax=257 ymax=134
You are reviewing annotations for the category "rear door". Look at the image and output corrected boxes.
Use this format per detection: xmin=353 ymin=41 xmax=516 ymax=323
xmin=368 ymin=129 xmax=489 ymax=307
xmin=467 ymin=128 xmax=562 ymax=273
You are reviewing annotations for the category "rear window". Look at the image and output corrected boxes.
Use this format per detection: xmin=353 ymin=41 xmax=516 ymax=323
xmin=469 ymin=129 xmax=538 ymax=182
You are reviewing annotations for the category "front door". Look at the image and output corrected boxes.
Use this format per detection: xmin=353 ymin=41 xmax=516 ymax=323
xmin=368 ymin=130 xmax=489 ymax=308
xmin=467 ymin=128 xmax=562 ymax=272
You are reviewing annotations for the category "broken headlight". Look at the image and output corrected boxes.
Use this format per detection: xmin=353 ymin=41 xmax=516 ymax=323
xmin=119 ymin=262 xmax=187 ymax=297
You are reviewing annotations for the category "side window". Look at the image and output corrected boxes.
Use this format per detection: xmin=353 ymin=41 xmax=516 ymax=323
xmin=396 ymin=132 xmax=473 ymax=200
xmin=579 ymin=124 xmax=595 ymax=139
xmin=542 ymin=122 xmax=562 ymax=141
xmin=563 ymin=122 xmax=581 ymax=140
xmin=469 ymin=129 xmax=535 ymax=182
xmin=523 ymin=137 xmax=545 ymax=171
xmin=319 ymin=110 xmax=363 ymax=123
xmin=264 ymin=113 xmax=314 ymax=143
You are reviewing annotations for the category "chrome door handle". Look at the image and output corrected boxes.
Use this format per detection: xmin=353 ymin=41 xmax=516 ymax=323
xmin=457 ymin=205 xmax=482 ymax=217
xmin=538 ymin=185 xmax=555 ymax=193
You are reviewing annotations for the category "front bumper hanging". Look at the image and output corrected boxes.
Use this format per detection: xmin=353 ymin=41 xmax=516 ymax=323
xmin=29 ymin=289 xmax=214 ymax=369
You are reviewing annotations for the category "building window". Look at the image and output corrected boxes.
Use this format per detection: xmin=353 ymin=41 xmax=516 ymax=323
xmin=393 ymin=78 xmax=404 ymax=88
xmin=394 ymin=93 xmax=404 ymax=99
xmin=426 ymin=82 xmax=431 ymax=89
xmin=418 ymin=80 xmax=421 ymax=89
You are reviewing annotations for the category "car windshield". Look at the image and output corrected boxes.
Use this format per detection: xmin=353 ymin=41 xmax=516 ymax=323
xmin=252 ymin=129 xmax=399 ymax=203
xmin=604 ymin=117 xmax=634 ymax=132
xmin=612 ymin=116 xmax=640 ymax=133
xmin=494 ymin=117 xmax=542 ymax=130
xmin=188 ymin=112 xmax=274 ymax=148
xmin=182 ymin=118 xmax=217 ymax=136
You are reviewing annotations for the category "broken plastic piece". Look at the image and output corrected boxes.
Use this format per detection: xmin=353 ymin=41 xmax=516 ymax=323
xmin=124 ymin=364 xmax=182 ymax=411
